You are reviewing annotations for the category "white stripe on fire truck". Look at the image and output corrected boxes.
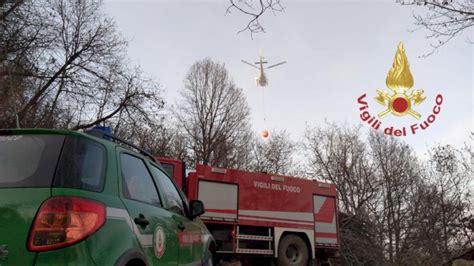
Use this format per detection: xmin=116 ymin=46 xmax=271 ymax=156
xmin=238 ymin=210 xmax=314 ymax=222
xmin=239 ymin=216 xmax=314 ymax=226
xmin=106 ymin=207 xmax=153 ymax=247
xmin=203 ymin=212 xmax=237 ymax=219
xmin=315 ymin=220 xmax=337 ymax=234
xmin=315 ymin=237 xmax=338 ymax=244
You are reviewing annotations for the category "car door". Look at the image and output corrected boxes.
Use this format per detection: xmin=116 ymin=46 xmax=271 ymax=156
xmin=118 ymin=151 xmax=179 ymax=265
xmin=148 ymin=163 xmax=205 ymax=265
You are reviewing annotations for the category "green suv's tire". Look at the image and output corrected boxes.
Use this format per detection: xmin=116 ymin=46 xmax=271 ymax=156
xmin=125 ymin=258 xmax=146 ymax=266
xmin=277 ymin=234 xmax=309 ymax=266
xmin=204 ymin=250 xmax=214 ymax=266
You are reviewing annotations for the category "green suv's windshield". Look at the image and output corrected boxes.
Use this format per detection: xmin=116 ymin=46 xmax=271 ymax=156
xmin=0 ymin=135 xmax=65 ymax=188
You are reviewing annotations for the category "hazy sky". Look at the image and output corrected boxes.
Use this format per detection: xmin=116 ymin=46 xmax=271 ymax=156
xmin=104 ymin=0 xmax=472 ymax=158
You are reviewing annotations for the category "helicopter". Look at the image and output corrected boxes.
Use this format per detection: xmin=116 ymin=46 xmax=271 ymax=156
xmin=241 ymin=53 xmax=286 ymax=87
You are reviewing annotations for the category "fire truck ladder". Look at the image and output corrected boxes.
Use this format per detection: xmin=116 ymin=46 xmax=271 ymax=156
xmin=234 ymin=225 xmax=274 ymax=255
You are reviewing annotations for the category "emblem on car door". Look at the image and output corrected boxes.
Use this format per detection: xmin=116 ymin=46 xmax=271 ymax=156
xmin=154 ymin=226 xmax=165 ymax=258
xmin=0 ymin=244 xmax=8 ymax=261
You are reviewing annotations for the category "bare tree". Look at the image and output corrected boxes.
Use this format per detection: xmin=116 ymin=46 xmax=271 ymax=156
xmin=304 ymin=123 xmax=383 ymax=265
xmin=368 ymin=131 xmax=424 ymax=265
xmin=425 ymin=144 xmax=472 ymax=259
xmin=0 ymin=0 xmax=164 ymax=132
xmin=396 ymin=144 xmax=472 ymax=264
xmin=454 ymin=213 xmax=474 ymax=249
xmin=175 ymin=58 xmax=253 ymax=168
xmin=210 ymin=124 xmax=254 ymax=170
xmin=356 ymin=132 xmax=470 ymax=264
xmin=250 ymin=129 xmax=296 ymax=175
xmin=399 ymin=0 xmax=473 ymax=56
xmin=303 ymin=123 xmax=473 ymax=265
xmin=337 ymin=212 xmax=382 ymax=266
xmin=17 ymin=0 xmax=127 ymax=126
xmin=117 ymin=118 xmax=189 ymax=162
xmin=227 ymin=0 xmax=472 ymax=52
xmin=305 ymin=123 xmax=379 ymax=216
xmin=0 ymin=0 xmax=23 ymax=22
xmin=0 ymin=1 xmax=53 ymax=127
xmin=226 ymin=0 xmax=284 ymax=38
xmin=70 ymin=65 xmax=163 ymax=130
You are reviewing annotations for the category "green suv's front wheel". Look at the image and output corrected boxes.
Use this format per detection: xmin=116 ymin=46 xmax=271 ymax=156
xmin=204 ymin=250 xmax=214 ymax=266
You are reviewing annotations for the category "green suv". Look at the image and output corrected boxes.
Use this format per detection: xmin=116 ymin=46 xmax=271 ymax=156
xmin=0 ymin=128 xmax=215 ymax=265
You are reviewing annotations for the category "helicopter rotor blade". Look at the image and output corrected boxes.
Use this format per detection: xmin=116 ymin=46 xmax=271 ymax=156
xmin=241 ymin=60 xmax=259 ymax=69
xmin=266 ymin=61 xmax=287 ymax=69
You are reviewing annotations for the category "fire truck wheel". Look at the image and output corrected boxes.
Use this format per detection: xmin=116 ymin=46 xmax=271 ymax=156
xmin=277 ymin=234 xmax=309 ymax=266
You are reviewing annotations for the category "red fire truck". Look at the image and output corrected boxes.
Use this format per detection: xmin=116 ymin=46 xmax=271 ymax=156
xmin=157 ymin=158 xmax=340 ymax=265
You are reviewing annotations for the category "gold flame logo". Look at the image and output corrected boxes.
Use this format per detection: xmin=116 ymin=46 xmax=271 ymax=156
xmin=386 ymin=43 xmax=414 ymax=91
xmin=375 ymin=42 xmax=426 ymax=119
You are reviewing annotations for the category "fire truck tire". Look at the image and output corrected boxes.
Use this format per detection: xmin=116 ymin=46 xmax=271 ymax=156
xmin=277 ymin=234 xmax=309 ymax=266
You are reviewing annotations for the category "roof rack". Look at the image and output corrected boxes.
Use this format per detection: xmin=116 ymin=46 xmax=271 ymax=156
xmin=85 ymin=129 xmax=156 ymax=163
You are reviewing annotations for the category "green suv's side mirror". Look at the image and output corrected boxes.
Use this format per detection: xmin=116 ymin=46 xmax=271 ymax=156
xmin=189 ymin=200 xmax=205 ymax=220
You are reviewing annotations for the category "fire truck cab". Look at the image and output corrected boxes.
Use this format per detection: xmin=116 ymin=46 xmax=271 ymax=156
xmin=157 ymin=158 xmax=340 ymax=265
